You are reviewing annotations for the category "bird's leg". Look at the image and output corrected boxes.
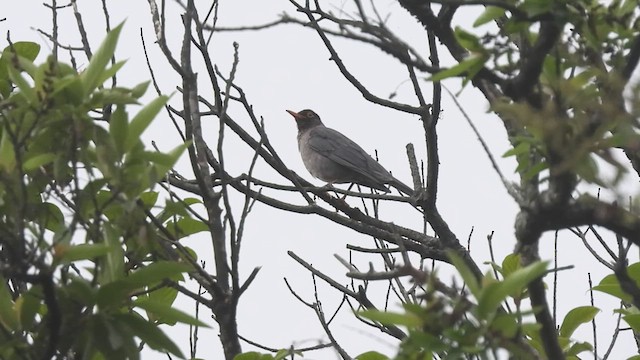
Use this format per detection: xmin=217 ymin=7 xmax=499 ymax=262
xmin=318 ymin=183 xmax=340 ymax=198
xmin=318 ymin=182 xmax=351 ymax=201
xmin=318 ymin=183 xmax=335 ymax=192
xmin=340 ymin=183 xmax=358 ymax=200
xmin=347 ymin=183 xmax=355 ymax=192
xmin=318 ymin=183 xmax=346 ymax=210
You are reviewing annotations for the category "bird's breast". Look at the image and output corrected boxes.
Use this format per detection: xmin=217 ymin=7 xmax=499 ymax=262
xmin=298 ymin=131 xmax=350 ymax=183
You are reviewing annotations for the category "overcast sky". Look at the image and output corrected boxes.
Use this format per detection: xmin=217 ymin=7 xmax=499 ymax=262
xmin=4 ymin=1 xmax=638 ymax=359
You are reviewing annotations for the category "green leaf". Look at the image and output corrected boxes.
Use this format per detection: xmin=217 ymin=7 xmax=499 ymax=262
xmin=87 ymin=314 xmax=135 ymax=359
xmin=592 ymin=282 xmax=625 ymax=300
xmin=565 ymin=341 xmax=593 ymax=356
xmin=23 ymin=153 xmax=56 ymax=171
xmin=575 ymin=155 xmax=601 ymax=185
xmin=559 ymin=306 xmax=599 ymax=337
xmin=82 ymin=22 xmax=124 ymax=94
xmin=473 ymin=6 xmax=506 ymax=27
xmin=114 ymin=313 xmax=184 ymax=358
xmin=125 ymin=95 xmax=169 ymax=151
xmin=150 ymin=141 xmax=190 ymax=177
xmin=593 ymin=263 xmax=640 ymax=302
xmin=96 ymin=284 xmax=129 ymax=309
xmin=629 ymin=264 xmax=640 ymax=281
xmin=167 ymin=217 xmax=209 ymax=239
xmin=234 ymin=352 xmax=274 ymax=360
xmin=274 ymin=349 xmax=297 ymax=360
xmin=182 ymin=246 xmax=199 ymax=262
xmin=503 ymin=142 xmax=530 ymax=158
xmin=14 ymin=56 xmax=39 ymax=86
xmin=130 ymin=81 xmax=150 ymax=99
xmin=623 ymin=314 xmax=640 ymax=333
xmin=2 ymin=42 xmax=41 ymax=61
xmin=110 ymin=105 xmax=128 ymax=155
xmin=17 ymin=286 xmax=42 ymax=331
xmin=0 ymin=58 xmax=10 ymax=97
xmin=7 ymin=63 xmax=37 ymax=104
xmin=42 ymin=202 xmax=65 ymax=232
xmin=523 ymin=161 xmax=548 ymax=180
xmin=93 ymin=88 xmax=140 ymax=106
xmin=520 ymin=0 xmax=554 ymax=17
xmin=447 ymin=250 xmax=481 ymax=297
xmin=140 ymin=191 xmax=159 ymax=208
xmin=183 ymin=197 xmax=203 ymax=205
xmin=141 ymin=151 xmax=176 ymax=168
xmin=477 ymin=261 xmax=548 ymax=318
xmin=617 ymin=0 xmax=637 ymax=16
xmin=0 ymin=275 xmax=19 ymax=331
xmin=0 ymin=130 xmax=16 ymax=171
xmin=502 ymin=254 xmax=521 ymax=277
xmin=429 ymin=54 xmax=487 ymax=82
xmin=66 ymin=277 xmax=96 ymax=306
xmin=125 ymin=261 xmax=192 ymax=288
xmin=94 ymin=61 xmax=127 ymax=89
xmin=55 ymin=243 xmax=114 ymax=264
xmin=97 ymin=261 xmax=192 ymax=308
xmin=100 ymin=224 xmax=125 ymax=284
xmin=133 ymin=298 xmax=209 ymax=327
xmin=0 ymin=42 xmax=36 ymax=98
xmin=490 ymin=312 xmax=520 ymax=338
xmin=147 ymin=285 xmax=178 ymax=309
xmin=356 ymin=351 xmax=390 ymax=360
xmin=52 ymin=74 xmax=84 ymax=105
xmin=359 ymin=309 xmax=422 ymax=328
xmin=159 ymin=200 xmax=191 ymax=222
xmin=454 ymin=27 xmax=484 ymax=52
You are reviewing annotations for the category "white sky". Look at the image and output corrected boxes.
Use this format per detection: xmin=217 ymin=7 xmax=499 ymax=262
xmin=3 ymin=1 xmax=638 ymax=359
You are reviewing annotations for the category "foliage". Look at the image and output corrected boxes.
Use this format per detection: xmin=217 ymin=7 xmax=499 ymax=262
xmin=0 ymin=24 xmax=202 ymax=359
xmin=238 ymin=253 xmax=603 ymax=360
xmin=354 ymin=255 xmax=552 ymax=360
xmin=348 ymin=255 xmax=598 ymax=360
xmin=3 ymin=0 xmax=640 ymax=358
xmin=233 ymin=350 xmax=295 ymax=360
xmin=430 ymin=0 xmax=640 ymax=186
xmin=594 ymin=262 xmax=640 ymax=336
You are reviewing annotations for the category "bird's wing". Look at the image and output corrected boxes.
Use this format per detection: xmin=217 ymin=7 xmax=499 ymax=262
xmin=307 ymin=127 xmax=391 ymax=182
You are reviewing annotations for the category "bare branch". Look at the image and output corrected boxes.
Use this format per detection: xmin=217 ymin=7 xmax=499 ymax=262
xmin=289 ymin=0 xmax=424 ymax=115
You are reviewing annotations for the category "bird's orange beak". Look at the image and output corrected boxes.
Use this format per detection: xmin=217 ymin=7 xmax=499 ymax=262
xmin=286 ymin=109 xmax=303 ymax=121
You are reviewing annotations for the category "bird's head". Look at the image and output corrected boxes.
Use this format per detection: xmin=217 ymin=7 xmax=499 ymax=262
xmin=286 ymin=109 xmax=323 ymax=132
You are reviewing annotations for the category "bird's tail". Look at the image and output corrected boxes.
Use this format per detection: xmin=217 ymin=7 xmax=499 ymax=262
xmin=389 ymin=178 xmax=414 ymax=196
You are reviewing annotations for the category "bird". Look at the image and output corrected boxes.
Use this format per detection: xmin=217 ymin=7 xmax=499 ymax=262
xmin=286 ymin=109 xmax=414 ymax=196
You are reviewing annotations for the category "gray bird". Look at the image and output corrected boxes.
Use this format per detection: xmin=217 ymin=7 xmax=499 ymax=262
xmin=286 ymin=109 xmax=414 ymax=196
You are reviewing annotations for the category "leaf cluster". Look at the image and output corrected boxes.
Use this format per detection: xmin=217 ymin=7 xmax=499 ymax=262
xmin=351 ymin=254 xmax=598 ymax=360
xmin=0 ymin=24 xmax=202 ymax=359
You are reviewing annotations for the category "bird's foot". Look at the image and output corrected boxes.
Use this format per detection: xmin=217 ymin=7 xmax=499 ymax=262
xmin=318 ymin=183 xmax=336 ymax=192
xmin=318 ymin=183 xmax=348 ymax=201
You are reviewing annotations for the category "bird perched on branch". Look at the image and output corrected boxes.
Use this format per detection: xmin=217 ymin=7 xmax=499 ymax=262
xmin=286 ymin=109 xmax=414 ymax=196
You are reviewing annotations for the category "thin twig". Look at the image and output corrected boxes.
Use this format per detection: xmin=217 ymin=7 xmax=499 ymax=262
xmin=443 ymin=85 xmax=522 ymax=204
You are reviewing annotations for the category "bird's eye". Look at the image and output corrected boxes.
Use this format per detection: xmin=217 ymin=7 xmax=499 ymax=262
xmin=305 ymin=112 xmax=314 ymax=118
